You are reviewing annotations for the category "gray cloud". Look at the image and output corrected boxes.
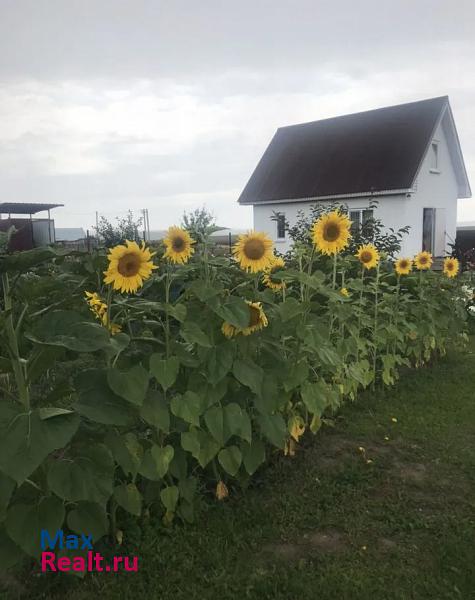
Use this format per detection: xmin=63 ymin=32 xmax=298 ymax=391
xmin=0 ymin=0 xmax=474 ymax=229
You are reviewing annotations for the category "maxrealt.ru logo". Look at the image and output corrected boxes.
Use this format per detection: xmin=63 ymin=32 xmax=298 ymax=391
xmin=40 ymin=530 xmax=139 ymax=573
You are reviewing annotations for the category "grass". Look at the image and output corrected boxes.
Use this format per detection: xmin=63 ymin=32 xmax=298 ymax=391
xmin=5 ymin=338 xmax=475 ymax=600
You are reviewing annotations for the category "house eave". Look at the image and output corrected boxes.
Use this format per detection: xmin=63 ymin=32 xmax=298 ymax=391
xmin=238 ymin=188 xmax=412 ymax=206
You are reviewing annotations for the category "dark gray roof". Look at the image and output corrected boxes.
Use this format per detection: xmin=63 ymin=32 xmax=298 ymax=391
xmin=238 ymin=96 xmax=469 ymax=204
xmin=0 ymin=202 xmax=63 ymax=214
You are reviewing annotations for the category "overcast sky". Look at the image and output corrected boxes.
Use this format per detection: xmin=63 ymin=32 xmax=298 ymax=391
xmin=1 ymin=0 xmax=474 ymax=232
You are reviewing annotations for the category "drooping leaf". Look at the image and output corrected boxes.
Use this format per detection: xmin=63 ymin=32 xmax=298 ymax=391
xmin=160 ymin=486 xmax=179 ymax=512
xmin=113 ymin=483 xmax=142 ymax=516
xmin=171 ymin=391 xmax=202 ymax=426
xmin=140 ymin=390 xmax=170 ymax=432
xmin=67 ymin=501 xmax=109 ymax=542
xmin=105 ymin=432 xmax=143 ymax=477
xmin=207 ymin=343 xmax=234 ymax=385
xmin=0 ymin=401 xmax=79 ymax=484
xmin=242 ymin=439 xmax=266 ymax=475
xmin=218 ymin=446 xmax=242 ymax=476
xmin=151 ymin=445 xmax=174 ymax=478
xmin=107 ymin=364 xmax=149 ymax=406
xmin=233 ymin=359 xmax=263 ymax=396
xmin=181 ymin=322 xmax=212 ymax=348
xmin=149 ymin=355 xmax=180 ymax=391
xmin=258 ymin=413 xmax=287 ymax=449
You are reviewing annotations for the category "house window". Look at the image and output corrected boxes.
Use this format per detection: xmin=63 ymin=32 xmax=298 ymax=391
xmin=422 ymin=208 xmax=436 ymax=253
xmin=350 ymin=209 xmax=373 ymax=233
xmin=276 ymin=213 xmax=286 ymax=239
xmin=430 ymin=142 xmax=439 ymax=172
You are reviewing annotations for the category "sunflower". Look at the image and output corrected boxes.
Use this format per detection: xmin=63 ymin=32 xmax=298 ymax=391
xmin=340 ymin=287 xmax=350 ymax=297
xmin=443 ymin=257 xmax=459 ymax=278
xmin=262 ymin=256 xmax=286 ymax=291
xmin=241 ymin=301 xmax=268 ymax=336
xmin=394 ymin=257 xmax=412 ymax=276
xmin=221 ymin=321 xmax=238 ymax=339
xmin=356 ymin=244 xmax=380 ymax=270
xmin=163 ymin=226 xmax=195 ymax=264
xmin=85 ymin=291 xmax=107 ymax=319
xmin=414 ymin=251 xmax=433 ymax=271
xmin=221 ymin=301 xmax=268 ymax=338
xmin=85 ymin=291 xmax=121 ymax=335
xmin=312 ymin=210 xmax=352 ymax=255
xmin=104 ymin=240 xmax=157 ymax=293
xmin=233 ymin=231 xmax=274 ymax=273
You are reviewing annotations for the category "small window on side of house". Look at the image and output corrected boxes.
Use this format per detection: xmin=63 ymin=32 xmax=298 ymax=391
xmin=350 ymin=210 xmax=361 ymax=234
xmin=430 ymin=142 xmax=439 ymax=171
xmin=362 ymin=209 xmax=373 ymax=224
xmin=276 ymin=213 xmax=286 ymax=239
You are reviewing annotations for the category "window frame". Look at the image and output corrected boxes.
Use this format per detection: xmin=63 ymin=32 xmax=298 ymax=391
xmin=276 ymin=213 xmax=286 ymax=240
xmin=429 ymin=140 xmax=440 ymax=173
xmin=349 ymin=208 xmax=374 ymax=233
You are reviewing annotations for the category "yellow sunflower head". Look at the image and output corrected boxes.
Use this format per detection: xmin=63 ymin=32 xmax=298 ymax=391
xmin=394 ymin=257 xmax=412 ymax=276
xmin=311 ymin=210 xmax=352 ymax=255
xmin=414 ymin=251 xmax=433 ymax=271
xmin=340 ymin=287 xmax=350 ymax=297
xmin=104 ymin=240 xmax=157 ymax=294
xmin=241 ymin=301 xmax=269 ymax=336
xmin=443 ymin=257 xmax=459 ymax=278
xmin=222 ymin=301 xmax=269 ymax=337
xmin=233 ymin=231 xmax=274 ymax=273
xmin=163 ymin=226 xmax=195 ymax=264
xmin=356 ymin=244 xmax=380 ymax=270
xmin=262 ymin=256 xmax=286 ymax=291
xmin=221 ymin=321 xmax=238 ymax=339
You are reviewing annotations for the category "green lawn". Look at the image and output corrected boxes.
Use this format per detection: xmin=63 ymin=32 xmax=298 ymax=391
xmin=6 ymin=339 xmax=475 ymax=600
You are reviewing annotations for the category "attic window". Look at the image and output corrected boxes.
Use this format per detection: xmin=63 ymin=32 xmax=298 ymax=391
xmin=430 ymin=142 xmax=439 ymax=172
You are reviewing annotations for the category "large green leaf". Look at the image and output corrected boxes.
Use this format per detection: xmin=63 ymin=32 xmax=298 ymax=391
xmin=213 ymin=297 xmax=250 ymax=328
xmin=181 ymin=322 xmax=211 ymax=348
xmin=151 ymin=445 xmax=174 ymax=478
xmin=149 ymin=355 xmax=180 ymax=391
xmin=67 ymin=501 xmax=109 ymax=542
xmin=6 ymin=496 xmax=65 ymax=557
xmin=258 ymin=413 xmax=287 ymax=449
xmin=218 ymin=446 xmax=242 ymax=476
xmin=140 ymin=390 xmax=170 ymax=432
xmin=233 ymin=359 xmax=263 ymax=396
xmin=0 ymin=473 xmax=15 ymax=522
xmin=0 ymin=401 xmax=79 ymax=484
xmin=204 ymin=406 xmax=225 ymax=445
xmin=160 ymin=486 xmax=179 ymax=512
xmin=278 ymin=297 xmax=306 ymax=322
xmin=0 ymin=527 xmax=24 ymax=570
xmin=300 ymin=380 xmax=330 ymax=415
xmin=47 ymin=443 xmax=114 ymax=505
xmin=242 ymin=439 xmax=266 ymax=475
xmin=224 ymin=403 xmax=252 ymax=444
xmin=26 ymin=310 xmax=111 ymax=352
xmin=74 ymin=369 xmax=137 ymax=426
xmin=171 ymin=391 xmax=202 ymax=426
xmin=283 ymin=360 xmax=309 ymax=392
xmin=0 ymin=246 xmax=66 ymax=273
xmin=207 ymin=343 xmax=234 ymax=385
xmin=104 ymin=432 xmax=143 ymax=477
xmin=113 ymin=483 xmax=142 ymax=516
xmin=107 ymin=364 xmax=149 ymax=406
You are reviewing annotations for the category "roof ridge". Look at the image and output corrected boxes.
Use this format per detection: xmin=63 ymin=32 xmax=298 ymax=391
xmin=277 ymin=96 xmax=449 ymax=131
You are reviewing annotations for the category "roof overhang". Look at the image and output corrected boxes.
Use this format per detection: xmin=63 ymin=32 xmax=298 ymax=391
xmin=239 ymin=188 xmax=411 ymax=206
xmin=0 ymin=202 xmax=63 ymax=215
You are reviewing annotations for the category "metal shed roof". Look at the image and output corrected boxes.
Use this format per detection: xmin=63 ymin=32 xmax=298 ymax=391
xmin=0 ymin=202 xmax=63 ymax=215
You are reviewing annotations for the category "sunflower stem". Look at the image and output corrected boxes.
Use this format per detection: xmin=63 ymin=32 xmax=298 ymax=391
xmin=372 ymin=262 xmax=381 ymax=390
xmin=1 ymin=273 xmax=29 ymax=408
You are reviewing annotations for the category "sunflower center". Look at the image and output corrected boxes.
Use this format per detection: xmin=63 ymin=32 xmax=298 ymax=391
xmin=419 ymin=256 xmax=428 ymax=265
xmin=323 ymin=223 xmax=341 ymax=242
xmin=248 ymin=306 xmax=261 ymax=327
xmin=244 ymin=239 xmax=265 ymax=260
xmin=118 ymin=253 xmax=141 ymax=277
xmin=172 ymin=236 xmax=186 ymax=252
xmin=360 ymin=251 xmax=373 ymax=264
xmin=400 ymin=260 xmax=408 ymax=269
xmin=447 ymin=262 xmax=454 ymax=271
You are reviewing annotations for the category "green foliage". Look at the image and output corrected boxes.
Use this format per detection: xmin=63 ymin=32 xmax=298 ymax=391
xmin=95 ymin=210 xmax=143 ymax=248
xmin=0 ymin=214 xmax=470 ymax=575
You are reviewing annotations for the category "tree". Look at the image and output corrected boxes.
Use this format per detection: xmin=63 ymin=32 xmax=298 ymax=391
xmin=95 ymin=211 xmax=143 ymax=248
xmin=181 ymin=206 xmax=217 ymax=240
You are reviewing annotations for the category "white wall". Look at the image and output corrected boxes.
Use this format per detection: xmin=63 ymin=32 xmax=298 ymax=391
xmin=253 ymin=113 xmax=459 ymax=257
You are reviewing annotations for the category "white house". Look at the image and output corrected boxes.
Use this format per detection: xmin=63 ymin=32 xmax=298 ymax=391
xmin=238 ymin=96 xmax=471 ymax=256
